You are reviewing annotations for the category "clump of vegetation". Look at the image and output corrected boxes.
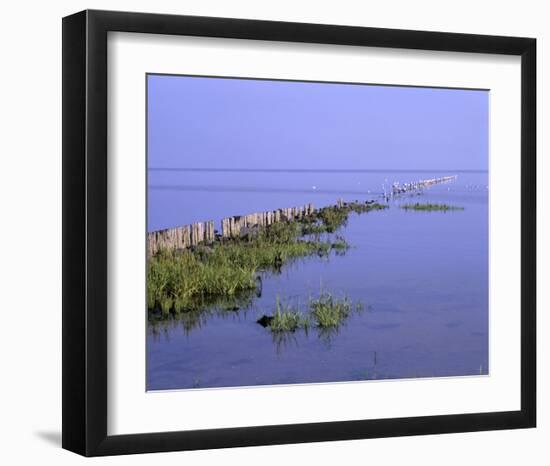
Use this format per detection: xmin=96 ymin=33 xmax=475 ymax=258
xmin=308 ymin=292 xmax=353 ymax=328
xmin=258 ymin=290 xmax=364 ymax=336
xmin=316 ymin=207 xmax=350 ymax=233
xmin=147 ymin=248 xmax=258 ymax=317
xmin=269 ymin=296 xmax=310 ymax=333
xmin=331 ymin=235 xmax=350 ymax=251
xmin=302 ymin=201 xmax=387 ymax=234
xmin=400 ymin=203 xmax=464 ymax=212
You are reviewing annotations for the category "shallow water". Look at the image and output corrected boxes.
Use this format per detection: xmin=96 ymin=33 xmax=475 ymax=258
xmin=146 ymin=170 xmax=488 ymax=390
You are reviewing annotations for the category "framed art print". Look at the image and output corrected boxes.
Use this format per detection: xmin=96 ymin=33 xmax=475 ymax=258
xmin=62 ymin=10 xmax=536 ymax=456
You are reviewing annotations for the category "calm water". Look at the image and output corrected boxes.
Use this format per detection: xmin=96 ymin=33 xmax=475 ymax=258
xmin=146 ymin=170 xmax=488 ymax=390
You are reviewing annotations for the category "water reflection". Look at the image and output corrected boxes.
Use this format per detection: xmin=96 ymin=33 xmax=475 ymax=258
xmin=148 ymin=305 xmax=253 ymax=339
xmin=271 ymin=330 xmax=303 ymax=355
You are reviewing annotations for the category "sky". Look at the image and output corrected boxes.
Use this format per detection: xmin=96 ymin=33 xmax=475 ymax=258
xmin=147 ymin=74 xmax=488 ymax=171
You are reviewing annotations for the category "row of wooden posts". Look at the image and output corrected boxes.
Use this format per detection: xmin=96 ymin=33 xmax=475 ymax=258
xmin=147 ymin=203 xmax=315 ymax=256
xmin=146 ymin=221 xmax=216 ymax=257
xmin=147 ymin=176 xmax=457 ymax=256
xmin=388 ymin=175 xmax=457 ymax=197
xmin=220 ymin=204 xmax=315 ymax=239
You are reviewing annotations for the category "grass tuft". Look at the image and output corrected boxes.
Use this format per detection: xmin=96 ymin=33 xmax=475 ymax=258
xmin=269 ymin=296 xmax=309 ymax=333
xmin=309 ymin=292 xmax=353 ymax=328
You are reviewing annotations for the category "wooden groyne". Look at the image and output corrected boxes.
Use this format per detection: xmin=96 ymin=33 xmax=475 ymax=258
xmin=147 ymin=220 xmax=215 ymax=256
xmin=147 ymin=174 xmax=457 ymax=256
xmin=221 ymin=204 xmax=314 ymax=239
xmin=147 ymin=203 xmax=314 ymax=256
xmin=386 ymin=176 xmax=457 ymax=198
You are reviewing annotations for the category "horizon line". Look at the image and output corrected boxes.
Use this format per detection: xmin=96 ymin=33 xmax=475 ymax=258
xmin=148 ymin=167 xmax=487 ymax=173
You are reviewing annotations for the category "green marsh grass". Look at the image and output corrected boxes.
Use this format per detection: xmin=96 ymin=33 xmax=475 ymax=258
xmin=147 ymin=200 xmax=386 ymax=316
xmin=148 ymin=223 xmax=337 ymax=314
xmin=260 ymin=290 xmax=365 ymax=337
xmin=400 ymin=203 xmax=464 ymax=212
xmin=308 ymin=292 xmax=354 ymax=328
xmin=331 ymin=235 xmax=350 ymax=251
xmin=269 ymin=296 xmax=309 ymax=333
xmin=303 ymin=201 xmax=387 ymax=234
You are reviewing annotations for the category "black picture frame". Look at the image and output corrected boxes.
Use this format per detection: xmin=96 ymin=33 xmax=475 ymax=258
xmin=62 ymin=9 xmax=536 ymax=457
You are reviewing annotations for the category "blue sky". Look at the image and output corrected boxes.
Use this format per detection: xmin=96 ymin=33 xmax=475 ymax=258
xmin=147 ymin=75 xmax=488 ymax=171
